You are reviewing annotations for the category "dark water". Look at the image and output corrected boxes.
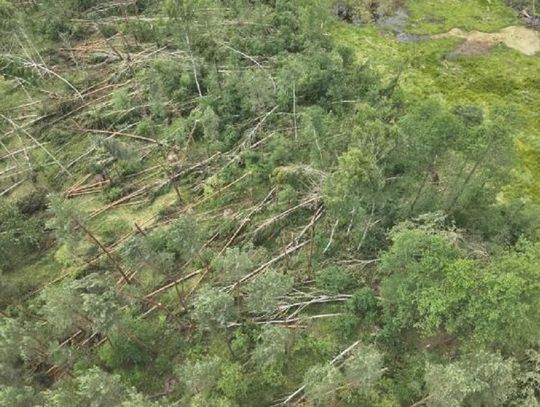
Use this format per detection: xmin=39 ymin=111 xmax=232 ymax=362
xmin=377 ymin=10 xmax=430 ymax=43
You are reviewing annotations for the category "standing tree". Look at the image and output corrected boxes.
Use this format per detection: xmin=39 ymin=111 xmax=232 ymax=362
xmin=245 ymin=270 xmax=293 ymax=314
xmin=250 ymin=326 xmax=291 ymax=368
xmin=39 ymin=273 xmax=123 ymax=339
xmin=396 ymin=100 xmax=464 ymax=214
xmin=192 ymin=286 xmax=235 ymax=331
xmin=211 ymin=247 xmax=254 ymax=283
xmin=42 ymin=366 xmax=158 ymax=407
xmin=343 ymin=345 xmax=384 ymax=392
xmin=445 ymin=108 xmax=515 ymax=213
xmin=423 ymin=351 xmax=516 ymax=407
xmin=175 ymin=352 xmax=247 ymax=406
xmin=380 ymin=220 xmax=540 ymax=349
xmin=303 ymin=364 xmax=343 ymax=406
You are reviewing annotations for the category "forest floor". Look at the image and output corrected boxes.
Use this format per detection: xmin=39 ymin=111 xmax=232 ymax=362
xmin=2 ymin=1 xmax=539 ymax=403
xmin=3 ymin=0 xmax=539 ymax=315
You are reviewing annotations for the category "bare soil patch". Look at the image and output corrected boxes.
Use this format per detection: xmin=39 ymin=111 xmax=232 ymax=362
xmin=433 ymin=26 xmax=540 ymax=56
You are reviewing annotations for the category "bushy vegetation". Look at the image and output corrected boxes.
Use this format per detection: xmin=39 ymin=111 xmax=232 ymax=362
xmin=0 ymin=0 xmax=539 ymax=406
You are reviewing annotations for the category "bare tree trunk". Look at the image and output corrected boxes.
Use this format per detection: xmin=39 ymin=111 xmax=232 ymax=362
xmin=185 ymin=33 xmax=202 ymax=97
xmin=409 ymin=171 xmax=429 ymax=214
xmin=293 ymin=82 xmax=298 ymax=140
xmin=76 ymin=220 xmax=130 ymax=284
xmin=307 ymin=221 xmax=315 ymax=274
xmin=134 ymin=222 xmax=147 ymax=236
xmin=410 ymin=394 xmax=433 ymax=407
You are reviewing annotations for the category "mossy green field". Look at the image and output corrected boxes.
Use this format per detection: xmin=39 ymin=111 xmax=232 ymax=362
xmin=333 ymin=0 xmax=540 ymax=199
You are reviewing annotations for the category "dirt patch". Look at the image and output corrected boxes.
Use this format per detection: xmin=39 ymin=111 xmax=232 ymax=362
xmin=433 ymin=26 xmax=540 ymax=56
xmin=447 ymin=39 xmax=493 ymax=57
xmin=499 ymin=26 xmax=540 ymax=55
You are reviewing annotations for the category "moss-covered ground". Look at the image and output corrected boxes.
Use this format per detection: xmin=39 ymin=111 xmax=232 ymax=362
xmin=332 ymin=0 xmax=540 ymax=199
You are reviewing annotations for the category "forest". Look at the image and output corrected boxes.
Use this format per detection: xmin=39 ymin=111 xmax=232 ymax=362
xmin=0 ymin=0 xmax=539 ymax=406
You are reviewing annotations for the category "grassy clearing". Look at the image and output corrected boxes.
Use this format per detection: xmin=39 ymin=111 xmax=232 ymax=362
xmin=331 ymin=0 xmax=540 ymax=201
xmin=406 ymin=0 xmax=517 ymax=34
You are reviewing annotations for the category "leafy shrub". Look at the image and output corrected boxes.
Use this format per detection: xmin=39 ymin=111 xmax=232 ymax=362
xmin=315 ymin=266 xmax=353 ymax=293
xmin=246 ymin=270 xmax=294 ymax=314
xmin=192 ymin=286 xmax=236 ymax=331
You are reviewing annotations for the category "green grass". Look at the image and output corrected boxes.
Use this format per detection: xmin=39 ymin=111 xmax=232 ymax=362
xmin=4 ymin=251 xmax=63 ymax=296
xmin=406 ymin=0 xmax=517 ymax=34
xmin=331 ymin=0 xmax=540 ymax=201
